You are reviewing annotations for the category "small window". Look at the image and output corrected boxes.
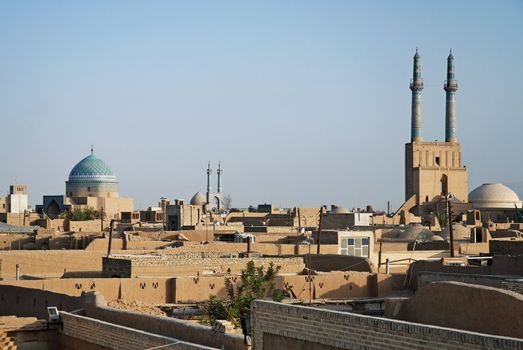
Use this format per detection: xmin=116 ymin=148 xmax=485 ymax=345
xmin=362 ymin=238 xmax=369 ymax=246
xmin=348 ymin=239 xmax=355 ymax=245
xmin=362 ymin=247 xmax=369 ymax=256
xmin=435 ymin=157 xmax=440 ymax=166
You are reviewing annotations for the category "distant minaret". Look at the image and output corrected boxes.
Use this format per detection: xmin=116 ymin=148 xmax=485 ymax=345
xmin=206 ymin=161 xmax=212 ymax=205
xmin=444 ymin=50 xmax=458 ymax=143
xmin=410 ymin=48 xmax=424 ymax=142
xmin=216 ymin=162 xmax=222 ymax=194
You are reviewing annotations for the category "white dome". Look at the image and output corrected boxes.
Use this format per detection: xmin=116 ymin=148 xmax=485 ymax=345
xmin=190 ymin=192 xmax=206 ymax=206
xmin=469 ymin=183 xmax=522 ymax=209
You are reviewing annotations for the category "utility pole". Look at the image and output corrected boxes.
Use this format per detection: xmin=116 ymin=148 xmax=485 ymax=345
xmin=316 ymin=206 xmax=324 ymax=254
xmin=107 ymin=219 xmax=115 ymax=257
xmin=447 ymin=194 xmax=455 ymax=257
xmin=100 ymin=207 xmax=104 ymax=232
xmin=308 ymin=242 xmax=312 ymax=304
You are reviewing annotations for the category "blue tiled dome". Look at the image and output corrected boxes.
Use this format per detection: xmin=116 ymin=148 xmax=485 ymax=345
xmin=68 ymin=154 xmax=117 ymax=183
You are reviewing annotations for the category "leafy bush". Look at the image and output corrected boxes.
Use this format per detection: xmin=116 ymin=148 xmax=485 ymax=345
xmin=204 ymin=261 xmax=286 ymax=326
xmin=64 ymin=207 xmax=100 ymax=221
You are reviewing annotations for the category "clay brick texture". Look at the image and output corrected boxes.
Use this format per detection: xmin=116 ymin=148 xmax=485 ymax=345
xmin=251 ymin=300 xmax=523 ymax=350
xmin=59 ymin=311 xmax=215 ymax=350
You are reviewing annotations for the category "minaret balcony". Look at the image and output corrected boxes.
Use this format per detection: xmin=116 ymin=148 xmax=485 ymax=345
xmin=444 ymin=80 xmax=458 ymax=91
xmin=410 ymin=79 xmax=424 ymax=91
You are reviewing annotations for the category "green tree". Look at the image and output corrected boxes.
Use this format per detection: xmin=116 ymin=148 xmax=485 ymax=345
xmin=65 ymin=207 xmax=100 ymax=221
xmin=204 ymin=261 xmax=286 ymax=326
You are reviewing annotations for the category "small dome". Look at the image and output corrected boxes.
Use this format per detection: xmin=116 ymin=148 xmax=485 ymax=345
xmin=68 ymin=154 xmax=117 ymax=183
xmin=331 ymin=206 xmax=350 ymax=214
xmin=398 ymin=224 xmax=433 ymax=242
xmin=430 ymin=235 xmax=444 ymax=241
xmin=190 ymin=192 xmax=206 ymax=206
xmin=469 ymin=183 xmax=522 ymax=209
xmin=440 ymin=224 xmax=470 ymax=241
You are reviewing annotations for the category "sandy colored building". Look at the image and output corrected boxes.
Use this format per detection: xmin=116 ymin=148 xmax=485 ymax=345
xmin=404 ymin=50 xmax=468 ymax=215
xmin=40 ymin=149 xmax=133 ymax=220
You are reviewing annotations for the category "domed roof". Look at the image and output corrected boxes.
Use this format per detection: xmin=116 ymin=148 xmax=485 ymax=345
xmin=440 ymin=224 xmax=470 ymax=241
xmin=397 ymin=224 xmax=434 ymax=242
xmin=469 ymin=183 xmax=522 ymax=209
xmin=331 ymin=206 xmax=350 ymax=214
xmin=68 ymin=153 xmax=117 ymax=183
xmin=430 ymin=235 xmax=444 ymax=241
xmin=190 ymin=192 xmax=206 ymax=206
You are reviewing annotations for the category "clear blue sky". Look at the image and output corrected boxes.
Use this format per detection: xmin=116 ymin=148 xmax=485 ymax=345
xmin=1 ymin=1 xmax=522 ymax=210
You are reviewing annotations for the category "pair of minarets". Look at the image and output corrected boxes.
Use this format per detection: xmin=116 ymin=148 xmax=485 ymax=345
xmin=206 ymin=161 xmax=222 ymax=205
xmin=410 ymin=48 xmax=458 ymax=143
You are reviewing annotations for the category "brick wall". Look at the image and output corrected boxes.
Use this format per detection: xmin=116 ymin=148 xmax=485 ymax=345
xmin=103 ymin=255 xmax=305 ymax=278
xmin=392 ymin=282 xmax=523 ymax=339
xmin=501 ymin=279 xmax=523 ymax=294
xmin=251 ymin=300 xmax=523 ymax=350
xmin=59 ymin=312 xmax=214 ymax=350
xmin=490 ymin=240 xmax=523 ymax=255
xmin=418 ymin=271 xmax=512 ymax=290
xmin=406 ymin=255 xmax=523 ymax=290
xmin=83 ymin=294 xmax=247 ymax=350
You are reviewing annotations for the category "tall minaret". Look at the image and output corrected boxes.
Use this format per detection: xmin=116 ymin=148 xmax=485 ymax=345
xmin=206 ymin=161 xmax=212 ymax=205
xmin=410 ymin=48 xmax=424 ymax=142
xmin=216 ymin=162 xmax=222 ymax=194
xmin=444 ymin=50 xmax=458 ymax=143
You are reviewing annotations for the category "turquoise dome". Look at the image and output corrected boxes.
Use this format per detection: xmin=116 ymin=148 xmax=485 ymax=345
xmin=66 ymin=152 xmax=118 ymax=197
xmin=68 ymin=154 xmax=117 ymax=183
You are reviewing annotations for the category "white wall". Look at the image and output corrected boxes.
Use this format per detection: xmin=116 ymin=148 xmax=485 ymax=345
xmin=8 ymin=194 xmax=28 ymax=213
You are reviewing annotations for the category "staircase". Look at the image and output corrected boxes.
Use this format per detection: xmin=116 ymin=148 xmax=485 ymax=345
xmin=0 ymin=332 xmax=17 ymax=350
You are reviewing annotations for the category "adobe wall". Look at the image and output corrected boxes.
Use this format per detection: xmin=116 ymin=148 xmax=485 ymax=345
xmin=59 ymin=311 xmax=212 ymax=350
xmin=0 ymin=250 xmax=156 ymax=279
xmin=172 ymin=271 xmax=377 ymax=303
xmin=0 ymin=286 xmax=82 ymax=319
xmin=393 ymin=282 xmax=523 ymax=339
xmin=0 ymin=251 xmax=107 ymax=279
xmin=251 ymin=300 xmax=523 ymax=350
xmin=0 ymin=277 xmax=172 ymax=304
xmin=85 ymin=238 xmax=340 ymax=256
xmin=406 ymin=255 xmax=523 ymax=290
xmin=304 ymin=254 xmax=376 ymax=273
xmin=104 ymin=255 xmax=305 ymax=278
xmin=490 ymin=240 xmax=523 ymax=255
xmin=276 ymin=272 xmax=375 ymax=300
xmin=83 ymin=293 xmax=246 ymax=350
xmin=68 ymin=220 xmax=102 ymax=233
xmin=372 ymin=250 xmax=450 ymax=273
xmin=85 ymin=237 xmax=124 ymax=251
xmin=376 ymin=273 xmax=407 ymax=297
xmin=0 ymin=234 xmax=35 ymax=250
xmin=125 ymin=240 xmax=171 ymax=250
xmin=418 ymin=271 xmax=518 ymax=291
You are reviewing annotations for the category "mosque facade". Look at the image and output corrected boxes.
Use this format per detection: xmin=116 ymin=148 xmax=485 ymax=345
xmin=404 ymin=50 xmax=468 ymax=215
xmin=41 ymin=149 xmax=133 ymax=220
